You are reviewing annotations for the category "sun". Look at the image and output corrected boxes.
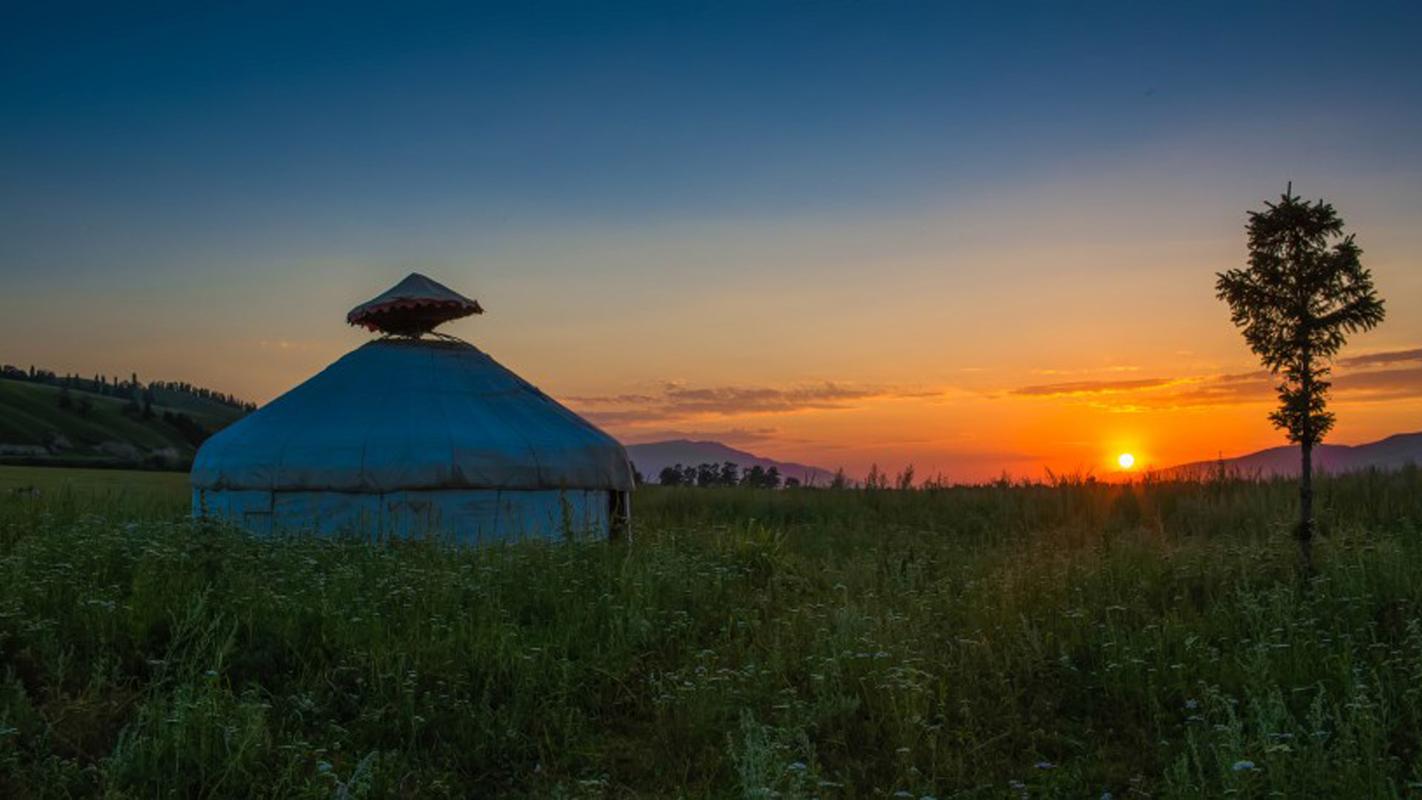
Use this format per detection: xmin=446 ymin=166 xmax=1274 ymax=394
xmin=1117 ymin=452 xmax=1136 ymax=470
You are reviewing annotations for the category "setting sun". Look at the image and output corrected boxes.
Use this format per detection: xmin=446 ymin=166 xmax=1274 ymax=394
xmin=1117 ymin=453 xmax=1136 ymax=470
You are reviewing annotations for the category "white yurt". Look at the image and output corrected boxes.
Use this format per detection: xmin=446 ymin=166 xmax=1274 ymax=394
xmin=191 ymin=273 xmax=634 ymax=542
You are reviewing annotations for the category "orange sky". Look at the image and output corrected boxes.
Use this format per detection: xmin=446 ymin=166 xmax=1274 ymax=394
xmin=6 ymin=178 xmax=1420 ymax=482
xmin=4 ymin=4 xmax=1421 ymax=481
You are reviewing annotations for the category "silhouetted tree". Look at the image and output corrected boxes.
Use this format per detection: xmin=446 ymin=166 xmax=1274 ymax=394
xmin=740 ymin=465 xmax=766 ymax=488
xmin=695 ymin=462 xmax=720 ymax=487
xmin=1216 ymin=185 xmax=1385 ymax=573
xmin=631 ymin=464 xmax=645 ymax=487
xmin=658 ymin=465 xmax=686 ymax=486
xmin=783 ymin=476 xmax=801 ymax=489
xmin=719 ymin=461 xmax=739 ymax=487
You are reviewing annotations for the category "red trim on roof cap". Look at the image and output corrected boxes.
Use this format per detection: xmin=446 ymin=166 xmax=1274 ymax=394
xmin=346 ymin=273 xmax=483 ymax=334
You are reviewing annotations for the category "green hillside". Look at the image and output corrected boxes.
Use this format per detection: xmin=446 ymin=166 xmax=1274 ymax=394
xmin=0 ymin=379 xmax=247 ymax=469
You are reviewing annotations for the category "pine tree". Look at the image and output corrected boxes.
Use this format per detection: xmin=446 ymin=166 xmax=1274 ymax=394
xmin=1216 ymin=185 xmax=1385 ymax=573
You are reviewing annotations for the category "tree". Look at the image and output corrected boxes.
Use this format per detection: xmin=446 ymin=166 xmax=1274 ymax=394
xmin=658 ymin=465 xmax=685 ymax=486
xmin=695 ymin=462 xmax=720 ymax=487
xmin=741 ymin=465 xmax=766 ymax=488
xmin=1216 ymin=185 xmax=1385 ymax=573
xmin=764 ymin=466 xmax=781 ymax=490
xmin=719 ymin=461 xmax=740 ymax=487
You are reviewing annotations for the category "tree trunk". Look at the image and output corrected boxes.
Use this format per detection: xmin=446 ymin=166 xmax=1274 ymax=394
xmin=1298 ymin=438 xmax=1314 ymax=575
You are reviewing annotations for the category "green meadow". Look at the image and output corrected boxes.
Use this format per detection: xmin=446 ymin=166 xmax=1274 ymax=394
xmin=3 ymin=466 xmax=1422 ymax=798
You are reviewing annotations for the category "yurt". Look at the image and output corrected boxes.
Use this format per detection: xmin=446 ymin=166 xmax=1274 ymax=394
xmin=191 ymin=273 xmax=634 ymax=542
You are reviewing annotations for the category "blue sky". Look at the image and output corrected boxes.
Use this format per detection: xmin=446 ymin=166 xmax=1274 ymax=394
xmin=3 ymin=1 xmax=1421 ymax=476
xmin=5 ymin=1 xmax=1418 ymax=268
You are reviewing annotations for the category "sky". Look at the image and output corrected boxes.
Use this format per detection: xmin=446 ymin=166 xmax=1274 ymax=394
xmin=3 ymin=1 xmax=1421 ymax=481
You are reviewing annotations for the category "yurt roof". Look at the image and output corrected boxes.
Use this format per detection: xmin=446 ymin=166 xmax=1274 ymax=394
xmin=346 ymin=272 xmax=483 ymax=336
xmin=193 ymin=279 xmax=632 ymax=493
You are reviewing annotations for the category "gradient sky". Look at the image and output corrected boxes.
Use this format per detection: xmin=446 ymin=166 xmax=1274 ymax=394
xmin=4 ymin=1 xmax=1421 ymax=480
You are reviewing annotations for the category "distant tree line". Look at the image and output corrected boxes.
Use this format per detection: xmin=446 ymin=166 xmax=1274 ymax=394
xmin=645 ymin=461 xmax=798 ymax=489
xmin=635 ymin=461 xmax=953 ymax=492
xmin=1 ymin=364 xmax=255 ymax=412
xmin=3 ymin=363 xmax=255 ymax=450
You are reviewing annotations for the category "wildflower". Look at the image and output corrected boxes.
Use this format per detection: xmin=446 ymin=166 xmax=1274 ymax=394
xmin=787 ymin=761 xmax=807 ymax=772
xmin=1035 ymin=761 xmax=1056 ymax=770
xmin=1231 ymin=760 xmax=1256 ymax=772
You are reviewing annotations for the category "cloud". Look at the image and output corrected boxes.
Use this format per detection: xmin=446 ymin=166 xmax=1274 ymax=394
xmin=1004 ymin=359 xmax=1422 ymax=412
xmin=1338 ymin=347 xmax=1422 ymax=368
xmin=565 ymin=381 xmax=940 ymax=426
xmin=563 ymin=393 xmax=659 ymax=405
xmin=622 ymin=427 xmax=782 ymax=445
xmin=1333 ymin=367 xmax=1422 ymax=400
xmin=1010 ymin=378 xmax=1173 ymax=397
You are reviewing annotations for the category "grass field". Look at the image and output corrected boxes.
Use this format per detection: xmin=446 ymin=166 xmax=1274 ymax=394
xmin=3 ymin=466 xmax=1422 ymax=797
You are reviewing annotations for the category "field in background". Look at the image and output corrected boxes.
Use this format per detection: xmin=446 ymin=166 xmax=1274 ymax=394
xmin=3 ymin=467 xmax=1422 ymax=797
xmin=0 ymin=378 xmax=247 ymax=470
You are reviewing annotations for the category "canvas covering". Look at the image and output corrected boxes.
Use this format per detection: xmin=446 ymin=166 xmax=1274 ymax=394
xmin=193 ymin=486 xmax=615 ymax=542
xmin=191 ymin=338 xmax=635 ymax=493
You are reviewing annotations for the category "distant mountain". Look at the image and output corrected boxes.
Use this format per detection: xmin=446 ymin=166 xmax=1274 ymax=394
xmin=625 ymin=440 xmax=834 ymax=485
xmin=1156 ymin=432 xmax=1422 ymax=479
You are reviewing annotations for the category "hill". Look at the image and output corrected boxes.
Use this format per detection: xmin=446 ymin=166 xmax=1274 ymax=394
xmin=625 ymin=439 xmax=833 ymax=485
xmin=1157 ymin=431 xmax=1422 ymax=479
xmin=0 ymin=378 xmax=248 ymax=469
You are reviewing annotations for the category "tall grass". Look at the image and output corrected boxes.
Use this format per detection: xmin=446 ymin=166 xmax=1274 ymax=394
xmin=2 ymin=468 xmax=1421 ymax=797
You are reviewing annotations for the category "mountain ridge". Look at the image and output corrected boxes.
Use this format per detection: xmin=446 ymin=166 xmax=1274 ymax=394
xmin=1155 ymin=431 xmax=1422 ymax=479
xmin=624 ymin=439 xmax=834 ymax=485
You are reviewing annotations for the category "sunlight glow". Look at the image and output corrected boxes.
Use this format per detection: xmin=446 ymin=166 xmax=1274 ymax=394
xmin=1117 ymin=452 xmax=1136 ymax=470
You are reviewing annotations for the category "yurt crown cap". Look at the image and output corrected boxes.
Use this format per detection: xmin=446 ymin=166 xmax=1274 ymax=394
xmin=346 ymin=273 xmax=483 ymax=337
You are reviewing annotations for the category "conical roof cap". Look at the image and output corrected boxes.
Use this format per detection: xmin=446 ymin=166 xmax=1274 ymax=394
xmin=347 ymin=273 xmax=483 ymax=335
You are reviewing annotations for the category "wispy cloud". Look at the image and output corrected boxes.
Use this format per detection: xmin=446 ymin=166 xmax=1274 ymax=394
xmin=1007 ymin=358 xmax=1422 ymax=411
xmin=622 ymin=427 xmax=782 ymax=445
xmin=1333 ymin=367 xmax=1422 ymax=400
xmin=1010 ymin=378 xmax=1173 ymax=397
xmin=1338 ymin=347 xmax=1422 ymax=368
xmin=567 ymin=381 xmax=940 ymax=426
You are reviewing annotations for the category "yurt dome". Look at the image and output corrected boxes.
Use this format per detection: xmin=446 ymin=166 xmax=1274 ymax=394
xmin=191 ymin=274 xmax=634 ymax=542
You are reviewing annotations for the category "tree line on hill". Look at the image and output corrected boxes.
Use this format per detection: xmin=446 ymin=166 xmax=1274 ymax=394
xmin=2 ymin=364 xmax=255 ymax=412
xmin=2 ymin=364 xmax=255 ymax=449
